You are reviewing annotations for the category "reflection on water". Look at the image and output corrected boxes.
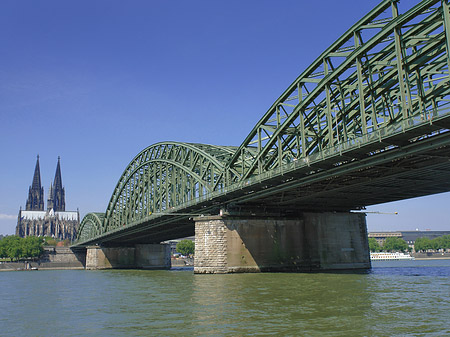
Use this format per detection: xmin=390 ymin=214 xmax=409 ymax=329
xmin=191 ymin=273 xmax=376 ymax=335
xmin=1 ymin=260 xmax=449 ymax=336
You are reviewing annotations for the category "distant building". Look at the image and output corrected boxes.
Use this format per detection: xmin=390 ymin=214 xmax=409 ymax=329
xmin=16 ymin=156 xmax=79 ymax=241
xmin=369 ymin=231 xmax=450 ymax=249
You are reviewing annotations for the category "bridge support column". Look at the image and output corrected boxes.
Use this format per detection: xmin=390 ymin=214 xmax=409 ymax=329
xmin=85 ymin=244 xmax=171 ymax=270
xmin=194 ymin=212 xmax=370 ymax=273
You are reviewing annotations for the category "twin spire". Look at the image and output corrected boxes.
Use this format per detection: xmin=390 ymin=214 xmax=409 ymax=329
xmin=26 ymin=155 xmax=44 ymax=211
xmin=26 ymin=155 xmax=65 ymax=212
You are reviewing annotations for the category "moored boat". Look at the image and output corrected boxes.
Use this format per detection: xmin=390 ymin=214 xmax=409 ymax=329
xmin=370 ymin=252 xmax=415 ymax=261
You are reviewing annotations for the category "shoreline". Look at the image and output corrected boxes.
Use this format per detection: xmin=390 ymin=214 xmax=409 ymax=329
xmin=3 ymin=256 xmax=449 ymax=271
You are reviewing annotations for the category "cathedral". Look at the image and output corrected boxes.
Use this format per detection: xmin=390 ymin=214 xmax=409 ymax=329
xmin=16 ymin=156 xmax=79 ymax=241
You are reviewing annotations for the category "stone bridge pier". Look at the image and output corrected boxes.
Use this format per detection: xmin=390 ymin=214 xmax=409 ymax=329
xmin=194 ymin=212 xmax=370 ymax=273
xmin=85 ymin=244 xmax=171 ymax=270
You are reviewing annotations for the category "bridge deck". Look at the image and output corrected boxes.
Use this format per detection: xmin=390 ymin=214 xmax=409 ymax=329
xmin=74 ymin=0 xmax=450 ymax=248
xmin=77 ymin=115 xmax=450 ymax=246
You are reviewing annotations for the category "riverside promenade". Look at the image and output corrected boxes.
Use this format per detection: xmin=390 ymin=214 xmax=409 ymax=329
xmin=0 ymin=247 xmax=85 ymax=271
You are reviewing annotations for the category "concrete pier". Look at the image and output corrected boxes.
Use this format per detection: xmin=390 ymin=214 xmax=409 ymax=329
xmin=194 ymin=212 xmax=370 ymax=273
xmin=85 ymin=244 xmax=171 ymax=270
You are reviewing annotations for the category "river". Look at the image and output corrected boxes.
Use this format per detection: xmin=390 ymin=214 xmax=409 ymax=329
xmin=1 ymin=259 xmax=449 ymax=336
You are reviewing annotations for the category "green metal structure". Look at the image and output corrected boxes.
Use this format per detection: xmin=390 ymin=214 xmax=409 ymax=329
xmin=103 ymin=142 xmax=238 ymax=231
xmin=77 ymin=213 xmax=105 ymax=242
xmin=75 ymin=0 xmax=450 ymax=247
xmin=227 ymin=0 xmax=450 ymax=180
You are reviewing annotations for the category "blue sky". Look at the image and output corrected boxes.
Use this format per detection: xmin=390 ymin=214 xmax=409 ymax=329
xmin=1 ymin=0 xmax=449 ymax=235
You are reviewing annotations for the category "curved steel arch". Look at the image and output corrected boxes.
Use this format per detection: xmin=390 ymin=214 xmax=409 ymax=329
xmin=102 ymin=142 xmax=238 ymax=232
xmin=225 ymin=0 xmax=450 ymax=181
xmin=76 ymin=212 xmax=105 ymax=242
xmin=75 ymin=0 xmax=450 ymax=245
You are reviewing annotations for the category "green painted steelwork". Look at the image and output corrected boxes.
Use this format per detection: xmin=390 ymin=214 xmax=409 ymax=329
xmin=77 ymin=212 xmax=105 ymax=243
xmin=75 ymin=0 xmax=450 ymax=246
xmin=102 ymin=142 xmax=239 ymax=232
xmin=226 ymin=0 xmax=450 ymax=181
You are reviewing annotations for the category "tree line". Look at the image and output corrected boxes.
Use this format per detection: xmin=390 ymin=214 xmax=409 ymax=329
xmin=414 ymin=235 xmax=450 ymax=252
xmin=0 ymin=236 xmax=44 ymax=260
xmin=369 ymin=237 xmax=409 ymax=252
xmin=369 ymin=235 xmax=450 ymax=253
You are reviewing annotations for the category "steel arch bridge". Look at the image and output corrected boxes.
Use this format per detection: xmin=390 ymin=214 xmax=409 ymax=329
xmin=75 ymin=0 xmax=450 ymax=247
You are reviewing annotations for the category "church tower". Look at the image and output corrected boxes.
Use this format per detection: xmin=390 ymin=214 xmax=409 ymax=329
xmin=47 ymin=156 xmax=65 ymax=212
xmin=25 ymin=155 xmax=45 ymax=211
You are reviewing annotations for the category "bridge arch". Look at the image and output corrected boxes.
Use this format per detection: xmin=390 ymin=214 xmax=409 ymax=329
xmin=76 ymin=212 xmax=105 ymax=242
xmin=74 ymin=0 xmax=450 ymax=247
xmin=103 ymin=142 xmax=238 ymax=232
xmin=226 ymin=0 xmax=450 ymax=181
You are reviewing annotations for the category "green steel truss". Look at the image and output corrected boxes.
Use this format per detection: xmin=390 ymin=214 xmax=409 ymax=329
xmin=226 ymin=0 xmax=450 ymax=181
xmin=102 ymin=142 xmax=238 ymax=232
xmin=77 ymin=213 xmax=105 ymax=242
xmin=76 ymin=0 xmax=450 ymax=244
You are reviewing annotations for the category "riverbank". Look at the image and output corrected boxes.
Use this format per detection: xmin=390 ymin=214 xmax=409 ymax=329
xmin=412 ymin=252 xmax=450 ymax=260
xmin=0 ymin=247 xmax=85 ymax=271
xmin=1 ymin=248 xmax=195 ymax=271
xmin=2 ymin=250 xmax=448 ymax=271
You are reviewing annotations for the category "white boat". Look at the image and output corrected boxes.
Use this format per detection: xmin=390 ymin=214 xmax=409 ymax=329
xmin=370 ymin=252 xmax=415 ymax=261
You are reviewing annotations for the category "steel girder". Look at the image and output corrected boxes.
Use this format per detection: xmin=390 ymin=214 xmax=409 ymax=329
xmin=225 ymin=0 xmax=450 ymax=182
xmin=77 ymin=212 xmax=105 ymax=243
xmin=76 ymin=142 xmax=237 ymax=243
xmin=101 ymin=142 xmax=237 ymax=234
xmin=75 ymin=0 xmax=450 ymax=245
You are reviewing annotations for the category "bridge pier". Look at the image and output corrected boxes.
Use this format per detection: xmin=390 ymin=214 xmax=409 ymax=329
xmin=194 ymin=212 xmax=370 ymax=273
xmin=85 ymin=244 xmax=171 ymax=270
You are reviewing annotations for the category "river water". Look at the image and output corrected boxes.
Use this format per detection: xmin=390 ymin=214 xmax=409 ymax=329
xmin=1 ymin=260 xmax=450 ymax=336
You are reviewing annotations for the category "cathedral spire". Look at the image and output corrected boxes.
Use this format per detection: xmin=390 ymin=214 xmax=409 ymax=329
xmin=32 ymin=155 xmax=42 ymax=190
xmin=54 ymin=156 xmax=63 ymax=191
xmin=26 ymin=155 xmax=45 ymax=211
xmin=48 ymin=156 xmax=65 ymax=211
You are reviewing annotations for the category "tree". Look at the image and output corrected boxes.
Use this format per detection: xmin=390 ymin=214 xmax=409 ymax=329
xmin=431 ymin=237 xmax=441 ymax=250
xmin=0 ymin=235 xmax=44 ymax=260
xmin=383 ymin=237 xmax=408 ymax=252
xmin=415 ymin=235 xmax=450 ymax=252
xmin=0 ymin=236 xmax=8 ymax=258
xmin=22 ymin=237 xmax=44 ymax=258
xmin=414 ymin=237 xmax=432 ymax=252
xmin=176 ymin=240 xmax=195 ymax=256
xmin=442 ymin=235 xmax=450 ymax=250
xmin=368 ymin=238 xmax=381 ymax=252
xmin=4 ymin=236 xmax=23 ymax=260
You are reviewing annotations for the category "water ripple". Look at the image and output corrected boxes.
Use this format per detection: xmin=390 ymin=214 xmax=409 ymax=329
xmin=0 ymin=260 xmax=449 ymax=336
